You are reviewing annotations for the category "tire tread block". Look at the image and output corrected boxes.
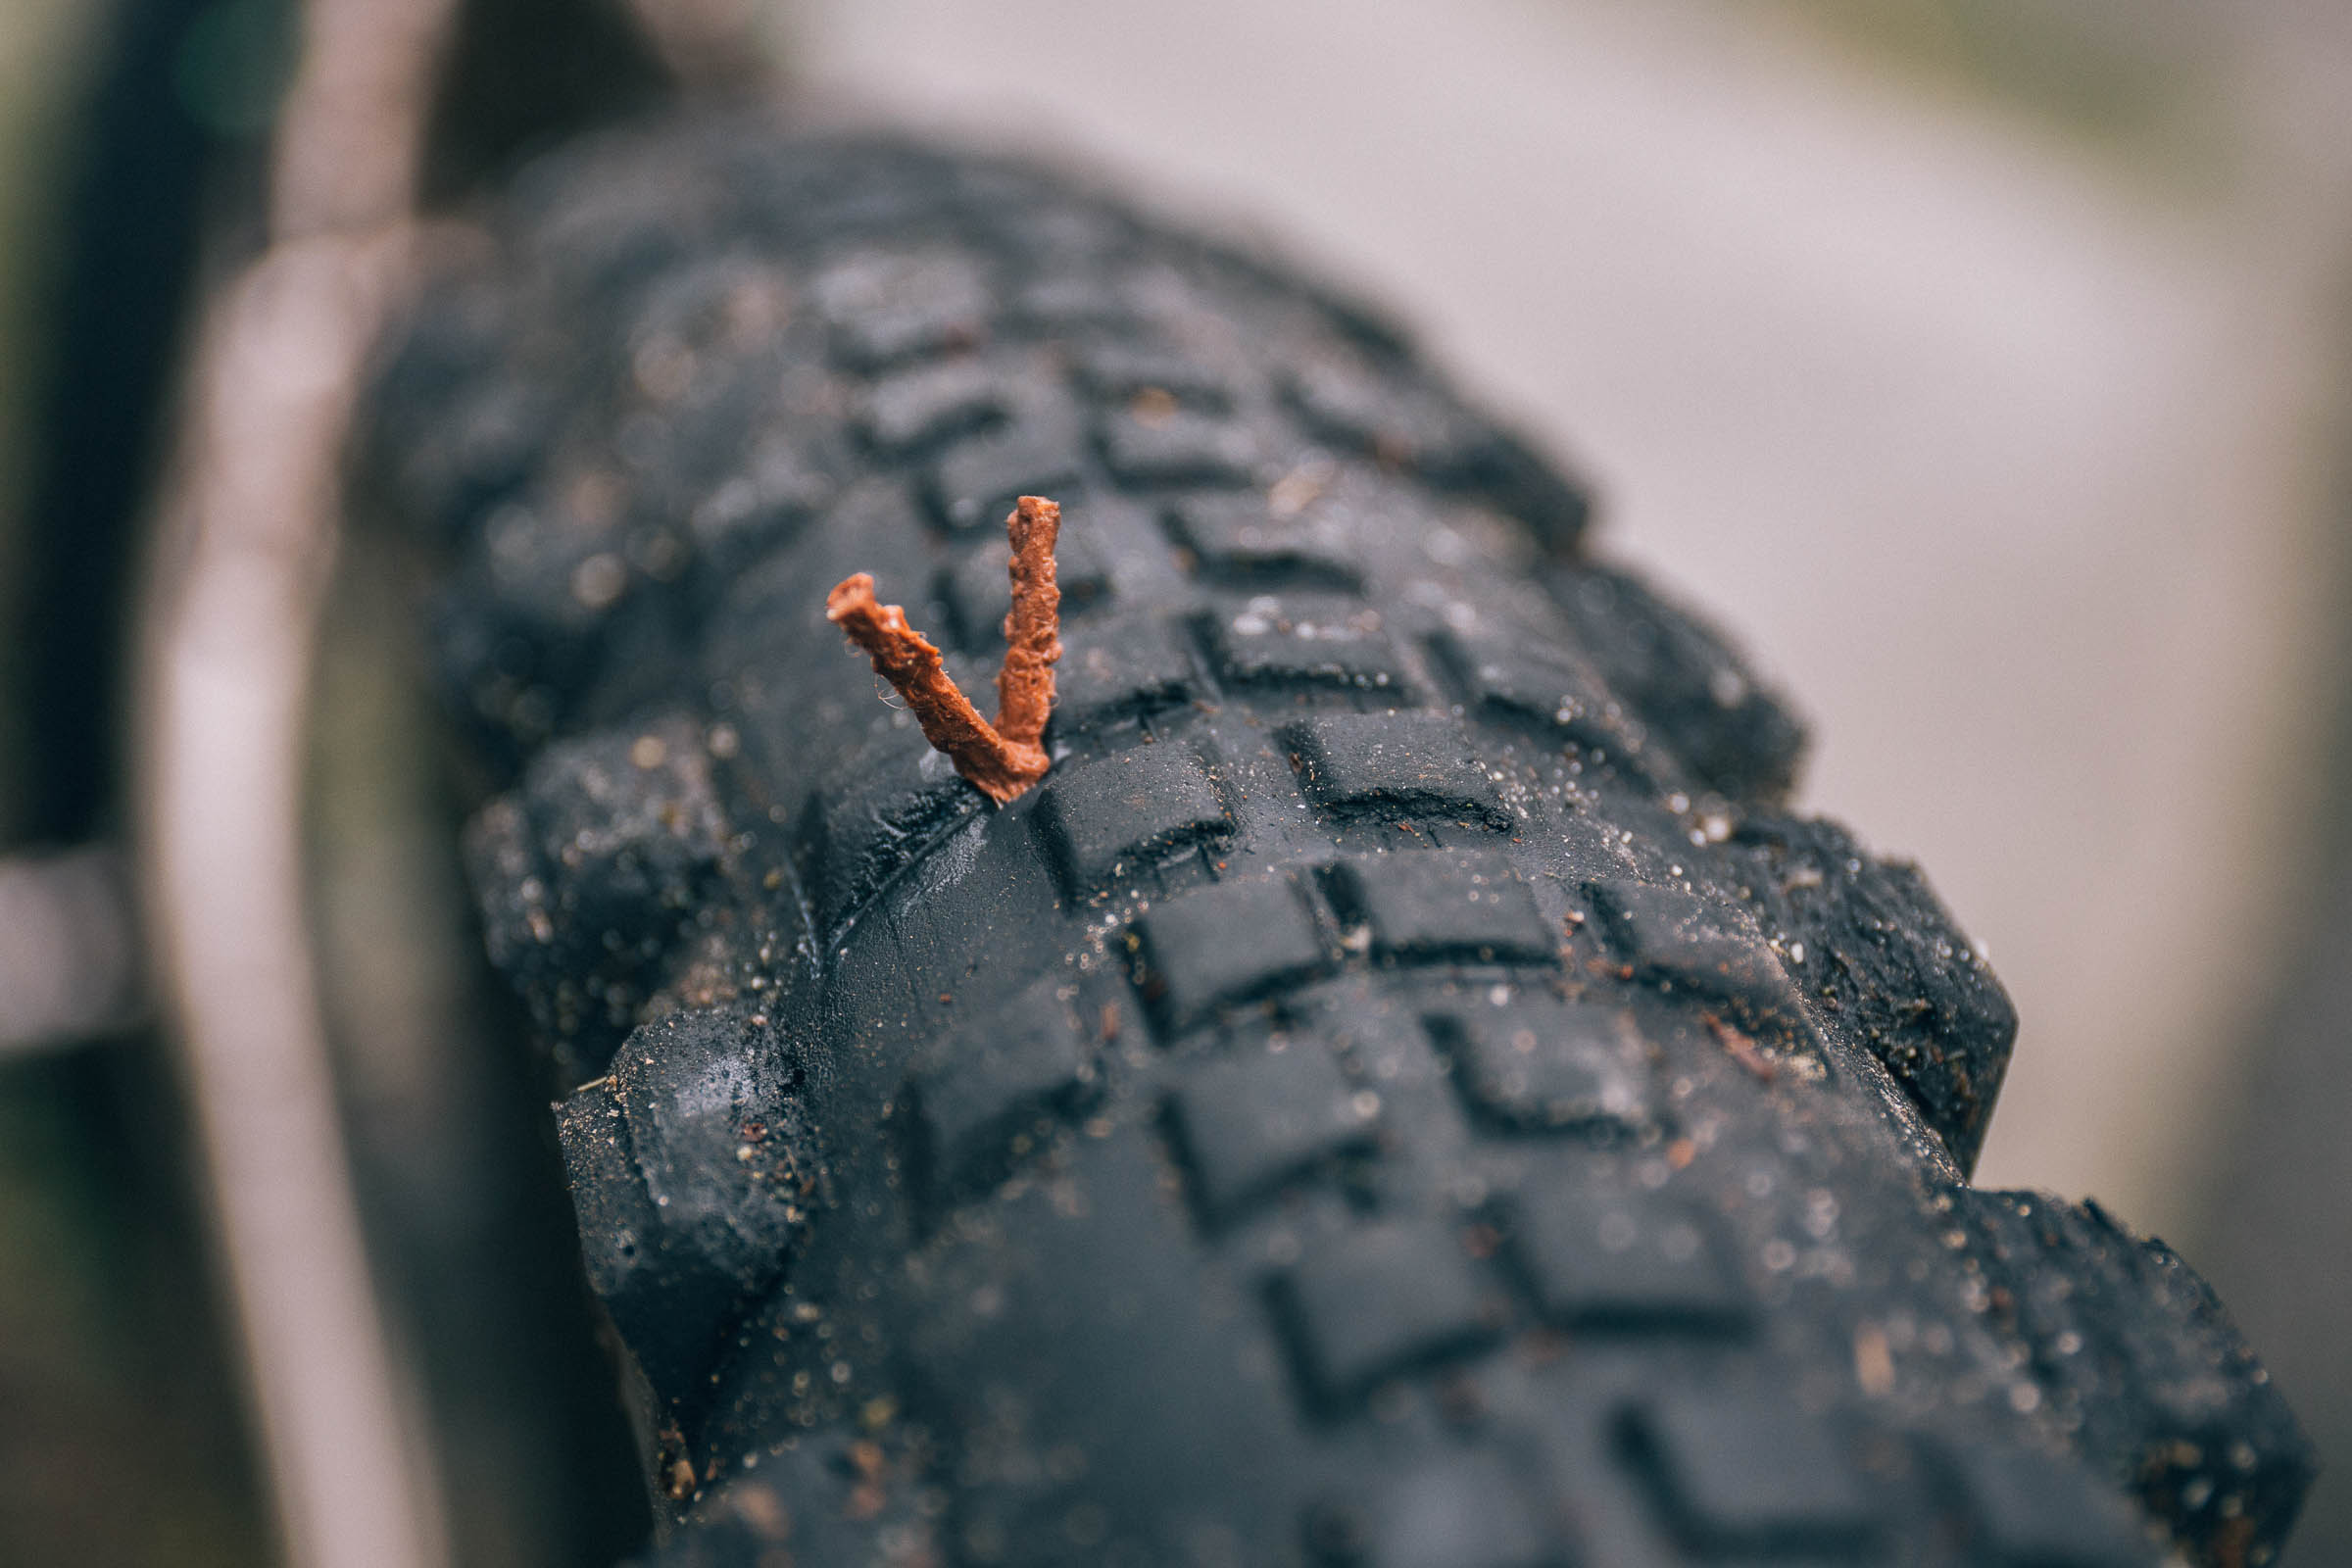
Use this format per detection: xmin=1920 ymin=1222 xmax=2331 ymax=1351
xmin=1051 ymin=617 xmax=1201 ymax=732
xmin=1169 ymin=495 xmax=1363 ymax=592
xmin=1098 ymin=409 xmax=1262 ymax=486
xmin=1616 ymin=1391 xmax=1883 ymax=1556
xmin=815 ymin=250 xmax=992 ymax=369
xmin=1283 ymin=713 xmax=1505 ymax=827
xmin=1328 ymin=851 xmax=1553 ymax=964
xmin=1166 ymin=1041 xmax=1377 ymax=1221
xmin=1206 ymin=605 xmax=1415 ymax=697
xmin=1546 ymin=564 xmax=1805 ymax=801
xmin=1282 ymin=356 xmax=1478 ymax=471
xmin=1132 ymin=876 xmax=1331 ymax=1030
xmin=1584 ymin=878 xmax=1804 ymax=1031
xmin=1033 ymin=744 xmax=1231 ymax=896
xmin=1072 ymin=344 xmax=1235 ymax=408
xmin=1432 ymin=998 xmax=1649 ymax=1135
xmin=1439 ymin=626 xmax=1642 ymax=760
xmin=1272 ymin=1219 xmax=1507 ymax=1405
xmin=1507 ymin=1186 xmax=1748 ymax=1334
xmin=858 ymin=358 xmax=1008 ymax=453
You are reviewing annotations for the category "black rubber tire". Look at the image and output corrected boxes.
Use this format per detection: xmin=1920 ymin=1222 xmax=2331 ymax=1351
xmin=364 ymin=111 xmax=2312 ymax=1568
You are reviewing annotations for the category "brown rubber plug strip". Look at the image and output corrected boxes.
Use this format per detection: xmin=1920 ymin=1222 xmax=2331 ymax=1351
xmin=827 ymin=495 xmax=1062 ymax=805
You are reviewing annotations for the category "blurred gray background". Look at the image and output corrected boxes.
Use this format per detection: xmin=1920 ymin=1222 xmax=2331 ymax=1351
xmin=3 ymin=0 xmax=2349 ymax=1562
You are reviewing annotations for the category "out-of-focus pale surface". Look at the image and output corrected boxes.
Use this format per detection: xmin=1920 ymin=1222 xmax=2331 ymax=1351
xmin=790 ymin=0 xmax=2352 ymax=1239
xmin=0 ymin=848 xmax=138 ymax=1053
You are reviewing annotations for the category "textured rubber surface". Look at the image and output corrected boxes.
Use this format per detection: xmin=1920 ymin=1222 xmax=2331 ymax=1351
xmin=365 ymin=112 xmax=2312 ymax=1567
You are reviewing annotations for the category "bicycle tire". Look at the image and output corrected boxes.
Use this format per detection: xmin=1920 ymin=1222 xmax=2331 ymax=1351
xmin=364 ymin=111 xmax=2313 ymax=1568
